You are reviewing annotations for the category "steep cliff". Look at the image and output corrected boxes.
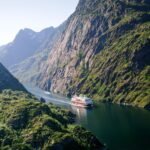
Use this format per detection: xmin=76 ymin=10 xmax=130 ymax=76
xmin=36 ymin=0 xmax=150 ymax=108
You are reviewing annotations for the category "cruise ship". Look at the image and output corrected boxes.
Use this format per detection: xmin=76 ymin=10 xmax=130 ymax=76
xmin=71 ymin=95 xmax=93 ymax=108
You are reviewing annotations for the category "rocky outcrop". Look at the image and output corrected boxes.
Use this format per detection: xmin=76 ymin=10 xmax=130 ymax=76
xmin=37 ymin=0 xmax=127 ymax=90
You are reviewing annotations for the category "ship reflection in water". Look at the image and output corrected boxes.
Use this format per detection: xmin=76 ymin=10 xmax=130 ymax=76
xmin=71 ymin=106 xmax=88 ymax=124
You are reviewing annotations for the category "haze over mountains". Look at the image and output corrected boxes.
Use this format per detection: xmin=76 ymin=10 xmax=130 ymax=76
xmin=0 ymin=0 xmax=150 ymax=108
xmin=0 ymin=27 xmax=55 ymax=67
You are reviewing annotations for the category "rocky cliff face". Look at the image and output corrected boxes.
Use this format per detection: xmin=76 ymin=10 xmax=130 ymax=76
xmin=37 ymin=0 xmax=127 ymax=89
xmin=35 ymin=0 xmax=150 ymax=108
xmin=0 ymin=63 xmax=26 ymax=91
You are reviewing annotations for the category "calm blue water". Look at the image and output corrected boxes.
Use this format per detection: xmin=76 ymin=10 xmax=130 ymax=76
xmin=25 ymin=85 xmax=150 ymax=150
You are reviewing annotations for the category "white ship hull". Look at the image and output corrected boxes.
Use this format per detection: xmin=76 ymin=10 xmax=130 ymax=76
xmin=71 ymin=102 xmax=93 ymax=108
xmin=71 ymin=95 xmax=93 ymax=108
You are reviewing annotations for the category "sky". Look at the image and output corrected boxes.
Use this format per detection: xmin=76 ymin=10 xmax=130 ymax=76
xmin=0 ymin=0 xmax=79 ymax=45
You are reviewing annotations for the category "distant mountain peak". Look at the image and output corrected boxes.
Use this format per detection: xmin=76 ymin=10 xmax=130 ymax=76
xmin=14 ymin=28 xmax=36 ymax=42
xmin=39 ymin=26 xmax=54 ymax=32
xmin=0 ymin=25 xmax=56 ymax=67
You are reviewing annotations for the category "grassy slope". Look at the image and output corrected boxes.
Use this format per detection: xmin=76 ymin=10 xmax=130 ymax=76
xmin=70 ymin=11 xmax=150 ymax=108
xmin=0 ymin=90 xmax=104 ymax=150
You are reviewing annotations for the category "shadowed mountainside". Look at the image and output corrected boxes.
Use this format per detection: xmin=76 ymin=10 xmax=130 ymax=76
xmin=0 ymin=63 xmax=26 ymax=92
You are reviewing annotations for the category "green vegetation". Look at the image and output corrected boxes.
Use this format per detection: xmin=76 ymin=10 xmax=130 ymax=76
xmin=0 ymin=62 xmax=104 ymax=149
xmin=70 ymin=10 xmax=150 ymax=108
xmin=76 ymin=51 xmax=84 ymax=61
xmin=0 ymin=90 xmax=104 ymax=149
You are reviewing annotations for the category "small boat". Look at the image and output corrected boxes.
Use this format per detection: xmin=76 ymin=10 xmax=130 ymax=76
xmin=71 ymin=95 xmax=93 ymax=108
xmin=44 ymin=91 xmax=51 ymax=95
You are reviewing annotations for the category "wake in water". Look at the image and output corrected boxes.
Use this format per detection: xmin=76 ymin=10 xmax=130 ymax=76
xmin=43 ymin=95 xmax=71 ymax=105
xmin=26 ymin=85 xmax=71 ymax=105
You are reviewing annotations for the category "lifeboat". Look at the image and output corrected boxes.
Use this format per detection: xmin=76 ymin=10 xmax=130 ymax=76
xmin=71 ymin=95 xmax=93 ymax=108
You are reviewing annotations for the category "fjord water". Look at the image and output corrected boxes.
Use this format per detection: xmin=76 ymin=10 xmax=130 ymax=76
xmin=26 ymin=85 xmax=150 ymax=150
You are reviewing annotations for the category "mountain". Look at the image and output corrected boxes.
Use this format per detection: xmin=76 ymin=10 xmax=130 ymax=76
xmin=5 ymin=0 xmax=150 ymax=109
xmin=33 ymin=0 xmax=149 ymax=108
xmin=0 ymin=63 xmax=26 ymax=91
xmin=10 ymin=22 xmax=67 ymax=85
xmin=0 ymin=27 xmax=55 ymax=68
